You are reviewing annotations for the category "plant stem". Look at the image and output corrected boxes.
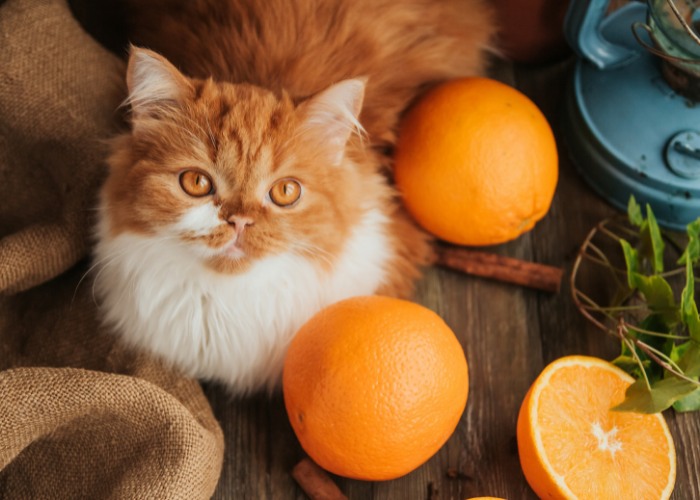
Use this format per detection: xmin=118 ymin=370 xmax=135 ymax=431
xmin=599 ymin=219 xmax=638 ymax=240
xmin=641 ymin=342 xmax=685 ymax=374
xmin=659 ymin=267 xmax=686 ymax=279
xmin=598 ymin=304 xmax=648 ymax=312
xmin=572 ymin=288 xmax=614 ymax=331
xmin=625 ymin=322 xmax=690 ymax=340
xmin=580 ymin=252 xmax=627 ymax=276
xmin=624 ymin=334 xmax=700 ymax=387
xmin=620 ymin=326 xmax=652 ymax=391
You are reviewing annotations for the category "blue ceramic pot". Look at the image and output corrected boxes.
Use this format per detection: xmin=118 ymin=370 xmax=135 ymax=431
xmin=563 ymin=0 xmax=700 ymax=230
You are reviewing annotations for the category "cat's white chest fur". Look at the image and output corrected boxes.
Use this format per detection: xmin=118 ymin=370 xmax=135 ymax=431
xmin=94 ymin=209 xmax=391 ymax=392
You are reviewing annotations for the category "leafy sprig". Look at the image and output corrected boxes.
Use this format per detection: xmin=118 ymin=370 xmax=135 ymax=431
xmin=571 ymin=196 xmax=700 ymax=413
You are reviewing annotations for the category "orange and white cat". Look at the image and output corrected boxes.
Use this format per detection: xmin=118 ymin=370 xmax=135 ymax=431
xmin=94 ymin=0 xmax=494 ymax=393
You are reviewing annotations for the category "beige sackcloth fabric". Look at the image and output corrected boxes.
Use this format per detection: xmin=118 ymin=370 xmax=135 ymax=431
xmin=0 ymin=0 xmax=225 ymax=497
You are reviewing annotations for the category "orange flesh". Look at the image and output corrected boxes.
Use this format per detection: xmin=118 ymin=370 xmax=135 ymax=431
xmin=518 ymin=356 xmax=676 ymax=499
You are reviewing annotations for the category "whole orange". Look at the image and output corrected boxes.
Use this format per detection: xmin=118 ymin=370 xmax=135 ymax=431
xmin=282 ymin=296 xmax=468 ymax=481
xmin=394 ymin=77 xmax=558 ymax=246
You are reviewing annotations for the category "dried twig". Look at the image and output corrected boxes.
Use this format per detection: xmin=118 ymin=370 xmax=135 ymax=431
xmin=436 ymin=244 xmax=563 ymax=293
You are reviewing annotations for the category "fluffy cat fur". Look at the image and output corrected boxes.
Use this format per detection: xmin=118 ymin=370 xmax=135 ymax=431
xmin=95 ymin=0 xmax=495 ymax=393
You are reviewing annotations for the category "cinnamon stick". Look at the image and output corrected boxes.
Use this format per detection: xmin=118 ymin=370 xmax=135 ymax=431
xmin=292 ymin=458 xmax=347 ymax=500
xmin=435 ymin=245 xmax=563 ymax=293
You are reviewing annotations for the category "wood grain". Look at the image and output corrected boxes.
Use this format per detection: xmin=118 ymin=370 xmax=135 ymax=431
xmin=204 ymin=59 xmax=699 ymax=500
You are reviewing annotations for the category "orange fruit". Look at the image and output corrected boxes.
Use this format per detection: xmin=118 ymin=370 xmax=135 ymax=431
xmin=394 ymin=77 xmax=558 ymax=246
xmin=517 ymin=355 xmax=676 ymax=499
xmin=282 ymin=296 xmax=468 ymax=480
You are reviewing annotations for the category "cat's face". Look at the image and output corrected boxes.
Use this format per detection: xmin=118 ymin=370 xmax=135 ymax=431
xmin=103 ymin=48 xmax=368 ymax=273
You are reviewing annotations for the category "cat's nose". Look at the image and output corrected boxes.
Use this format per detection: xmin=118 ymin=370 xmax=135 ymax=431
xmin=227 ymin=215 xmax=254 ymax=234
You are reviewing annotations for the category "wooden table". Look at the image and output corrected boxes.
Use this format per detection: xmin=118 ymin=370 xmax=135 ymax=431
xmin=203 ymin=57 xmax=700 ymax=499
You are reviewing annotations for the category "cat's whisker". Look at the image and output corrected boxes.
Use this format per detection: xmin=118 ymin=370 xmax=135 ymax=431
xmin=203 ymin=114 xmax=218 ymax=151
xmin=73 ymin=250 xmax=122 ymax=304
xmin=89 ymin=239 xmax=159 ymax=306
xmin=77 ymin=233 xmax=183 ymax=307
xmin=291 ymin=241 xmax=335 ymax=268
xmin=90 ymin=256 xmax=120 ymax=306
xmin=84 ymin=203 xmax=116 ymax=213
xmin=297 ymin=240 xmax=335 ymax=258
xmin=73 ymin=252 xmax=126 ymax=308
xmin=72 ymin=271 xmax=96 ymax=306
xmin=171 ymin=111 xmax=218 ymax=151
xmin=168 ymin=120 xmax=209 ymax=149
xmin=150 ymin=107 xmax=209 ymax=149
xmin=175 ymin=111 xmax=208 ymax=135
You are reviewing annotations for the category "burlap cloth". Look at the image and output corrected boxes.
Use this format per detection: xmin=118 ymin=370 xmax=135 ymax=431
xmin=0 ymin=0 xmax=225 ymax=497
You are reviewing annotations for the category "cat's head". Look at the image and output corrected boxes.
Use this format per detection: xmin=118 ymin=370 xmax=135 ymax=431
xmin=101 ymin=47 xmax=370 ymax=273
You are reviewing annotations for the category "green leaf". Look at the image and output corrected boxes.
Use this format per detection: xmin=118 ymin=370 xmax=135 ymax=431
xmin=632 ymin=312 xmax=674 ymax=339
xmin=628 ymin=195 xmax=643 ymax=227
xmin=670 ymin=343 xmax=700 ymax=411
xmin=620 ymin=239 xmax=639 ymax=289
xmin=680 ymin=259 xmax=700 ymax=341
xmin=629 ymin=275 xmax=677 ymax=324
xmin=673 ymin=388 xmax=700 ymax=412
xmin=669 ymin=341 xmax=691 ymax=365
xmin=645 ymin=205 xmax=665 ymax=274
xmin=613 ymin=355 xmax=645 ymax=373
xmin=621 ymin=316 xmax=670 ymax=384
xmin=617 ymin=344 xmax=654 ymax=380
xmin=678 ymin=218 xmax=700 ymax=265
xmin=676 ymin=341 xmax=700 ymax=377
xmin=592 ymin=197 xmax=700 ymax=413
xmin=613 ymin=376 xmax=699 ymax=413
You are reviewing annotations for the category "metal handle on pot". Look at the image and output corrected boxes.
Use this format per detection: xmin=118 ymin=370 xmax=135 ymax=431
xmin=564 ymin=0 xmax=638 ymax=69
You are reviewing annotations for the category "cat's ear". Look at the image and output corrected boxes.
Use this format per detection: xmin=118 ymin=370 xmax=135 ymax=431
xmin=297 ymin=78 xmax=366 ymax=165
xmin=125 ymin=46 xmax=193 ymax=121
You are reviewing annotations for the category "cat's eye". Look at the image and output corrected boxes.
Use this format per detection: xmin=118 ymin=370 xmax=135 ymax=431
xmin=269 ymin=179 xmax=302 ymax=207
xmin=179 ymin=170 xmax=214 ymax=197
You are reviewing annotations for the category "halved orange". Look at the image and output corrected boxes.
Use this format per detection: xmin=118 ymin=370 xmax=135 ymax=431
xmin=517 ymin=355 xmax=676 ymax=499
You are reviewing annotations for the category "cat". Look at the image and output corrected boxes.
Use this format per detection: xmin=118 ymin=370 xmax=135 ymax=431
xmin=94 ymin=0 xmax=495 ymax=393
